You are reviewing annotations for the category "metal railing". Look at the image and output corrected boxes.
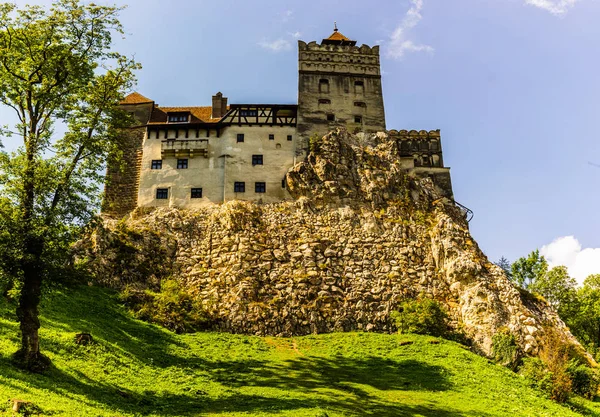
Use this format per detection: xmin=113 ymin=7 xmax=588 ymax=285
xmin=453 ymin=200 xmax=474 ymax=222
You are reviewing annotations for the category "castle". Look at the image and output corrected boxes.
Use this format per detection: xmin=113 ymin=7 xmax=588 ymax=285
xmin=103 ymin=28 xmax=453 ymax=216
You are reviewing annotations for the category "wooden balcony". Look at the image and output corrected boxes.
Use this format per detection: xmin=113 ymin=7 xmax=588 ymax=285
xmin=161 ymin=139 xmax=208 ymax=158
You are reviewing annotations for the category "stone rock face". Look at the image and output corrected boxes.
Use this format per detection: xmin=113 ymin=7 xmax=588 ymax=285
xmin=81 ymin=129 xmax=585 ymax=359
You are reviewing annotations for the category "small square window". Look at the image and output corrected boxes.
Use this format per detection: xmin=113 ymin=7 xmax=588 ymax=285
xmin=156 ymin=188 xmax=168 ymax=199
xmin=252 ymin=155 xmax=263 ymax=166
xmin=151 ymin=160 xmax=162 ymax=169
xmin=327 ymin=114 xmax=335 ymax=121
xmin=269 ymin=134 xmax=274 ymax=140
xmin=191 ymin=188 xmax=203 ymax=198
xmin=287 ymin=135 xmax=293 ymax=141
xmin=354 ymin=116 xmax=362 ymax=123
xmin=354 ymin=101 xmax=366 ymax=108
xmin=177 ymin=159 xmax=188 ymax=169
xmin=255 ymin=182 xmax=266 ymax=193
xmin=237 ymin=134 xmax=244 ymax=143
xmin=234 ymin=182 xmax=245 ymax=193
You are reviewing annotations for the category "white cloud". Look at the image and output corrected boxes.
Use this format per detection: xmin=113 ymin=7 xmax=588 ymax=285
xmin=289 ymin=31 xmax=302 ymax=39
xmin=258 ymin=38 xmax=292 ymax=52
xmin=387 ymin=0 xmax=434 ymax=59
xmin=524 ymin=0 xmax=579 ymax=15
xmin=540 ymin=236 xmax=600 ymax=284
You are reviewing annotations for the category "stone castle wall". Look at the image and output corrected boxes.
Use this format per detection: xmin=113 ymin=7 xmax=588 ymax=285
xmin=101 ymin=126 xmax=145 ymax=217
xmin=297 ymin=40 xmax=386 ymax=150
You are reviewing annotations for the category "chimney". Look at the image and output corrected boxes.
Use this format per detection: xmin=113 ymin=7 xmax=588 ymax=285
xmin=212 ymin=92 xmax=228 ymax=119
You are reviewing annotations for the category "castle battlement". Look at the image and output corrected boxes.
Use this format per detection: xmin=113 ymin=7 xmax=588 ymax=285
xmin=102 ymin=27 xmax=453 ymax=217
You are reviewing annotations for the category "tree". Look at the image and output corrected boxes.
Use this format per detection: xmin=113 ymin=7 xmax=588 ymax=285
xmin=568 ymin=275 xmax=600 ymax=353
xmin=511 ymin=249 xmax=548 ymax=289
xmin=529 ymin=266 xmax=578 ymax=312
xmin=0 ymin=0 xmax=139 ymax=371
xmin=494 ymin=256 xmax=512 ymax=280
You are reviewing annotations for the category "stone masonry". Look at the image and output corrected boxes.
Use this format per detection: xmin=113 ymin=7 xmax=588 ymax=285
xmin=83 ymin=129 xmax=587 ymax=360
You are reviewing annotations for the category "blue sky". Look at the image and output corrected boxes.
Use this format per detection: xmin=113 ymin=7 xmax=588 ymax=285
xmin=3 ymin=0 xmax=600 ymax=281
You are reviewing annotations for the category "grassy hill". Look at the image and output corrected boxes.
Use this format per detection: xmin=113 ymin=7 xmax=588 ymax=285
xmin=0 ymin=286 xmax=599 ymax=416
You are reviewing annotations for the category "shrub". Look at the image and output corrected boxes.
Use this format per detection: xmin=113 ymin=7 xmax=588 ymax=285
xmin=519 ymin=357 xmax=553 ymax=395
xmin=492 ymin=327 xmax=520 ymax=369
xmin=121 ymin=279 xmax=209 ymax=334
xmin=567 ymin=359 xmax=600 ymax=399
xmin=539 ymin=331 xmax=573 ymax=403
xmin=391 ymin=298 xmax=448 ymax=337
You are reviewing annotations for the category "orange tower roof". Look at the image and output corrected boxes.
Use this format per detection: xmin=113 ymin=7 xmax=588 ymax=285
xmin=322 ymin=23 xmax=356 ymax=46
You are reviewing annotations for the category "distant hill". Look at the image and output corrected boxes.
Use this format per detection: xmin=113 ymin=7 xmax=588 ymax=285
xmin=1 ymin=285 xmax=598 ymax=416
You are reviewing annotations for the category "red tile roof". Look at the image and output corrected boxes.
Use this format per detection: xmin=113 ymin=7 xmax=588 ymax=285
xmin=120 ymin=92 xmax=153 ymax=105
xmin=149 ymin=106 xmax=228 ymax=124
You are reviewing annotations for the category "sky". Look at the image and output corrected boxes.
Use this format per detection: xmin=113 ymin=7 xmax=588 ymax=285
xmin=2 ymin=0 xmax=600 ymax=283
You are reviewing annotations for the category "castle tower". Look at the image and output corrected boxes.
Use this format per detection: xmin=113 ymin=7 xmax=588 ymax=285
xmin=296 ymin=26 xmax=386 ymax=149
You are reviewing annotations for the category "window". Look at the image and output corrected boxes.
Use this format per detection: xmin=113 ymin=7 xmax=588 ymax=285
xmin=355 ymin=80 xmax=364 ymax=94
xmin=287 ymin=135 xmax=293 ymax=141
xmin=318 ymin=98 xmax=331 ymax=104
xmin=281 ymin=178 xmax=286 ymax=189
xmin=156 ymin=188 xmax=168 ymax=199
xmin=191 ymin=188 xmax=203 ymax=198
xmin=327 ymin=114 xmax=335 ymax=121
xmin=269 ymin=134 xmax=275 ymax=140
xmin=354 ymin=116 xmax=362 ymax=123
xmin=255 ymin=182 xmax=266 ymax=193
xmin=354 ymin=101 xmax=366 ymax=108
xmin=151 ymin=160 xmax=162 ymax=169
xmin=252 ymin=155 xmax=263 ymax=166
xmin=319 ymin=78 xmax=329 ymax=93
xmin=177 ymin=159 xmax=188 ymax=169
xmin=234 ymin=182 xmax=245 ymax=193
xmin=240 ymin=110 xmax=257 ymax=117
xmin=167 ymin=113 xmax=189 ymax=123
xmin=237 ymin=133 xmax=244 ymax=143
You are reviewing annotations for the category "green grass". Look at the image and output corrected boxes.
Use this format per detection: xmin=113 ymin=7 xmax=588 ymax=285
xmin=1 ymin=286 xmax=600 ymax=416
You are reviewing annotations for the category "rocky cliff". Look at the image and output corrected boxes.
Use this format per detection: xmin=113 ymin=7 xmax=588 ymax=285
xmin=82 ymin=129 xmax=584 ymax=358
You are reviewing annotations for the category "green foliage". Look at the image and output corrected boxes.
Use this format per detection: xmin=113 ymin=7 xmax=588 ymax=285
xmin=391 ymin=298 xmax=448 ymax=337
xmin=0 ymin=0 xmax=139 ymax=366
xmin=511 ymin=249 xmax=548 ymax=289
xmin=491 ymin=327 xmax=520 ymax=369
xmin=0 ymin=285 xmax=596 ymax=417
xmin=567 ymin=359 xmax=600 ymax=399
xmin=529 ymin=266 xmax=578 ymax=312
xmin=519 ymin=357 xmax=554 ymax=395
xmin=121 ymin=280 xmax=208 ymax=334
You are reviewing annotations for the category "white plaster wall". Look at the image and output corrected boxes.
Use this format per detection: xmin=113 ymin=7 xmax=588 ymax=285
xmin=137 ymin=125 xmax=297 ymax=208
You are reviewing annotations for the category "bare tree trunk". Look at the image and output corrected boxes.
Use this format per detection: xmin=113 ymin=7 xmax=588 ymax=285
xmin=14 ymin=236 xmax=50 ymax=372
xmin=13 ymin=128 xmax=50 ymax=372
